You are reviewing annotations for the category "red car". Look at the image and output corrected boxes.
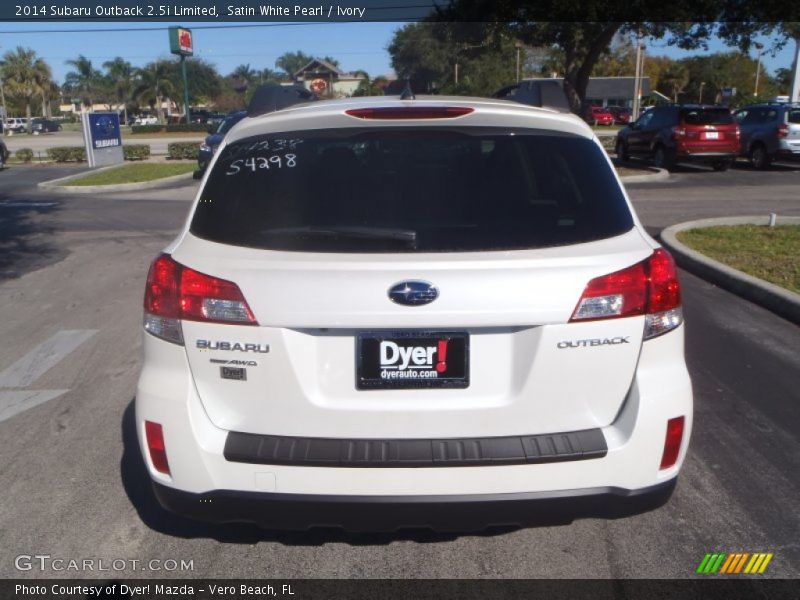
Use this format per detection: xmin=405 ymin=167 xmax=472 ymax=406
xmin=585 ymin=106 xmax=615 ymax=126
xmin=608 ymin=106 xmax=632 ymax=125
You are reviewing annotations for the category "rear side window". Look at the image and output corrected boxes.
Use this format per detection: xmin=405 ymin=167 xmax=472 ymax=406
xmin=681 ymin=108 xmax=734 ymax=125
xmin=787 ymin=110 xmax=800 ymax=124
xmin=191 ymin=128 xmax=633 ymax=253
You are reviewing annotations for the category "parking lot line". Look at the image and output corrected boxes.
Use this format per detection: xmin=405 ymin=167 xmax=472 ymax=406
xmin=0 ymin=330 xmax=97 ymax=388
xmin=0 ymin=390 xmax=69 ymax=423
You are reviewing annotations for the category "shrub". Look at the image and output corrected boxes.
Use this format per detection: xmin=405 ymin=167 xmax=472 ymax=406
xmin=167 ymin=142 xmax=199 ymax=160
xmin=130 ymin=124 xmax=164 ymax=134
xmin=165 ymin=123 xmax=208 ymax=133
xmin=123 ymin=144 xmax=151 ymax=160
xmin=16 ymin=148 xmax=34 ymax=163
xmin=47 ymin=146 xmax=86 ymax=162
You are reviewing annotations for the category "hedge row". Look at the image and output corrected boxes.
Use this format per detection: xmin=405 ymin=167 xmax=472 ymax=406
xmin=167 ymin=142 xmax=199 ymax=160
xmin=123 ymin=144 xmax=151 ymax=160
xmin=16 ymin=148 xmax=34 ymax=163
xmin=130 ymin=123 xmax=208 ymax=134
xmin=47 ymin=146 xmax=86 ymax=162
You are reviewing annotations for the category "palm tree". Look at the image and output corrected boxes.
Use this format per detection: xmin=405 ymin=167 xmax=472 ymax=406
xmin=0 ymin=47 xmax=52 ymax=133
xmin=64 ymin=55 xmax=103 ymax=109
xmin=103 ymin=57 xmax=134 ymax=124
xmin=133 ymin=61 xmax=174 ymax=124
xmin=661 ymin=66 xmax=690 ymax=103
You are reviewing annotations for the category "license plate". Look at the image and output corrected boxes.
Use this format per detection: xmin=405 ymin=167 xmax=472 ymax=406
xmin=356 ymin=331 xmax=469 ymax=390
xmin=704 ymin=131 xmax=720 ymax=139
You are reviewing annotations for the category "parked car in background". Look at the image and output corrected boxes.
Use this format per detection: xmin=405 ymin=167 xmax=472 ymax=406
xmin=0 ymin=138 xmax=8 ymax=168
xmin=4 ymin=118 xmax=28 ymax=133
xmin=194 ymin=110 xmax=247 ymax=177
xmin=31 ymin=118 xmax=62 ymax=133
xmin=206 ymin=112 xmax=227 ymax=127
xmin=584 ymin=106 xmax=615 ymax=126
xmin=615 ymin=104 xmax=739 ymax=171
xmin=607 ymin=106 xmax=632 ymax=125
xmin=134 ymin=115 xmax=159 ymax=125
xmin=733 ymin=102 xmax=800 ymax=169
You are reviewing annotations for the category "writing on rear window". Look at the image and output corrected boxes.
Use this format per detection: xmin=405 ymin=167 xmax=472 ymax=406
xmin=226 ymin=154 xmax=297 ymax=175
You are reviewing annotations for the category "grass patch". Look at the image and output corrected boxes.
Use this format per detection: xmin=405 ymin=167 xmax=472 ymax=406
xmin=61 ymin=162 xmax=195 ymax=186
xmin=677 ymin=225 xmax=800 ymax=294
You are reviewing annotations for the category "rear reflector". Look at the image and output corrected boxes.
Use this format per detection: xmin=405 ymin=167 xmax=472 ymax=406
xmin=660 ymin=416 xmax=685 ymax=469
xmin=345 ymin=107 xmax=474 ymax=120
xmin=570 ymin=248 xmax=682 ymax=339
xmin=143 ymin=254 xmax=257 ymax=345
xmin=145 ymin=421 xmax=171 ymax=475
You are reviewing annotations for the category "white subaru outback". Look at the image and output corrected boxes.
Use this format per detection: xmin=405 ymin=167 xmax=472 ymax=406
xmin=136 ymin=93 xmax=692 ymax=531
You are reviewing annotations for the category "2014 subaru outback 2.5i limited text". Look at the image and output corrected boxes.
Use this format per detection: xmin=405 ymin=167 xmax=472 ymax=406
xmin=136 ymin=94 xmax=692 ymax=532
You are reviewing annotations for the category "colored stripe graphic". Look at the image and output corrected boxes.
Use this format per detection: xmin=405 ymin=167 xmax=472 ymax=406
xmin=701 ymin=552 xmax=774 ymax=575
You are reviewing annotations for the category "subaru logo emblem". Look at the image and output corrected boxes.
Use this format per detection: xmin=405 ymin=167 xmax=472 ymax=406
xmin=388 ymin=280 xmax=438 ymax=306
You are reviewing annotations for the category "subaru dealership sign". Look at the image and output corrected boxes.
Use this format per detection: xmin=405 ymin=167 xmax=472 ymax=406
xmin=81 ymin=111 xmax=124 ymax=167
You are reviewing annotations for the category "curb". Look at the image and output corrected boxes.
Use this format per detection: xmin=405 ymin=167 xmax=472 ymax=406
xmin=619 ymin=167 xmax=669 ymax=184
xmin=661 ymin=216 xmax=800 ymax=325
xmin=38 ymin=167 xmax=194 ymax=193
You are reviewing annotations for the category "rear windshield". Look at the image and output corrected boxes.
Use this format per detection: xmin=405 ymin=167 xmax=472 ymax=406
xmin=681 ymin=108 xmax=734 ymax=125
xmin=788 ymin=110 xmax=800 ymax=124
xmin=191 ymin=128 xmax=633 ymax=253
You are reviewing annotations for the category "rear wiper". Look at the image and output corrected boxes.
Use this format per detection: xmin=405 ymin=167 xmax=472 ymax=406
xmin=262 ymin=226 xmax=417 ymax=244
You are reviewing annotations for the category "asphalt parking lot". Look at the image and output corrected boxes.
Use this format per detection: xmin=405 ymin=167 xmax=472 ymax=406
xmin=0 ymin=163 xmax=798 ymax=578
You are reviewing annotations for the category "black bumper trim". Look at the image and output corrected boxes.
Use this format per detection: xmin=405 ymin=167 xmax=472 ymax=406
xmin=223 ymin=428 xmax=607 ymax=468
xmin=153 ymin=479 xmax=677 ymax=532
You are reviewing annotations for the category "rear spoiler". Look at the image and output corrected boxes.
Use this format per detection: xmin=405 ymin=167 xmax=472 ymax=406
xmin=247 ymin=82 xmax=317 ymax=118
xmin=492 ymin=80 xmax=571 ymax=113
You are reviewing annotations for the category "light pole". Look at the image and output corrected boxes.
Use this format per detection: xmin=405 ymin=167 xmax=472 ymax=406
xmin=515 ymin=42 xmax=523 ymax=83
xmin=699 ymin=81 xmax=705 ymax=104
xmin=753 ymin=42 xmax=764 ymax=97
xmin=791 ymin=35 xmax=800 ymax=103
xmin=632 ymin=35 xmax=646 ymax=120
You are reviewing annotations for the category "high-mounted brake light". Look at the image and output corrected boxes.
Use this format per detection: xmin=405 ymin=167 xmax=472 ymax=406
xmin=345 ymin=107 xmax=474 ymax=120
xmin=143 ymin=254 xmax=257 ymax=345
xmin=145 ymin=421 xmax=171 ymax=475
xmin=660 ymin=416 xmax=685 ymax=469
xmin=570 ymin=249 xmax=682 ymax=340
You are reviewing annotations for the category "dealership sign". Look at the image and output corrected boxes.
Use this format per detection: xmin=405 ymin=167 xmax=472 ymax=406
xmin=81 ymin=112 xmax=124 ymax=167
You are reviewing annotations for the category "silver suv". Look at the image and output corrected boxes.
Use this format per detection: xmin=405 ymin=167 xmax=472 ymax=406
xmin=734 ymin=102 xmax=800 ymax=169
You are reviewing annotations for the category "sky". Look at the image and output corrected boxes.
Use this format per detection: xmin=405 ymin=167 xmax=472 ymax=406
xmin=0 ymin=21 xmax=796 ymax=84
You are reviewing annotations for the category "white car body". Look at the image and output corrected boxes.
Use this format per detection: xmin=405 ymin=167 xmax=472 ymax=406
xmin=136 ymin=96 xmax=692 ymax=531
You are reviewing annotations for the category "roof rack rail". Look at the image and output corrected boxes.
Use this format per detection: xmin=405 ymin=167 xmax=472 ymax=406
xmin=492 ymin=79 xmax=571 ymax=113
xmin=247 ymin=82 xmax=317 ymax=118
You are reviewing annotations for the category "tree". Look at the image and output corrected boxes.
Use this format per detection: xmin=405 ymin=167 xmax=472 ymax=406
xmin=352 ymin=70 xmax=389 ymax=96
xmin=0 ymin=47 xmax=52 ymax=133
xmin=161 ymin=58 xmax=223 ymax=114
xmin=275 ymin=51 xmax=314 ymax=78
xmin=64 ymin=55 xmax=103 ymax=108
xmin=133 ymin=61 xmax=174 ymax=123
xmin=661 ymin=65 xmax=690 ymax=102
xmin=103 ymin=57 xmax=134 ymax=123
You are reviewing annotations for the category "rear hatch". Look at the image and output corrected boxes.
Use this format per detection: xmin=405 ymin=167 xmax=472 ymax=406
xmin=677 ymin=107 xmax=738 ymax=153
xmin=175 ymin=119 xmax=655 ymax=439
xmin=782 ymin=108 xmax=800 ymax=151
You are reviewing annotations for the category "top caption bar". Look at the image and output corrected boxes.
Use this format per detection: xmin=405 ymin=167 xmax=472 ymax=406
xmin=3 ymin=0 xmax=798 ymax=22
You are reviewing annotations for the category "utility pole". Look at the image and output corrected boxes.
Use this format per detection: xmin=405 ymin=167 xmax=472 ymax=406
xmin=632 ymin=33 xmax=646 ymax=120
xmin=515 ymin=42 xmax=523 ymax=83
xmin=791 ymin=35 xmax=800 ymax=103
xmin=699 ymin=81 xmax=705 ymax=104
xmin=753 ymin=42 xmax=764 ymax=97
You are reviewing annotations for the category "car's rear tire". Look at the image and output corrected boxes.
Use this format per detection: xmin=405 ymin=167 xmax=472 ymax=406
xmin=750 ymin=143 xmax=771 ymax=170
xmin=711 ymin=160 xmax=732 ymax=172
xmin=615 ymin=140 xmax=630 ymax=161
xmin=653 ymin=146 xmax=675 ymax=171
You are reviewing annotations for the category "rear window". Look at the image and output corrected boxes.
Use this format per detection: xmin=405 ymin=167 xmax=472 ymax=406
xmin=787 ymin=110 xmax=800 ymax=124
xmin=191 ymin=128 xmax=633 ymax=253
xmin=680 ymin=108 xmax=734 ymax=126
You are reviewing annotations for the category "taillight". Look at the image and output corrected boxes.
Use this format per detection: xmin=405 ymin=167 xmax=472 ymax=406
xmin=345 ymin=107 xmax=474 ymax=120
xmin=143 ymin=254 xmax=257 ymax=345
xmin=660 ymin=416 xmax=685 ymax=469
xmin=735 ymin=125 xmax=741 ymax=139
xmin=671 ymin=126 xmax=686 ymax=140
xmin=777 ymin=123 xmax=789 ymax=139
xmin=570 ymin=249 xmax=683 ymax=340
xmin=145 ymin=421 xmax=171 ymax=475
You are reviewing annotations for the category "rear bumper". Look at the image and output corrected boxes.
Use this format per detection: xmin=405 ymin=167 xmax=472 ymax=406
xmin=153 ymin=478 xmax=677 ymax=532
xmin=676 ymin=151 xmax=736 ymax=162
